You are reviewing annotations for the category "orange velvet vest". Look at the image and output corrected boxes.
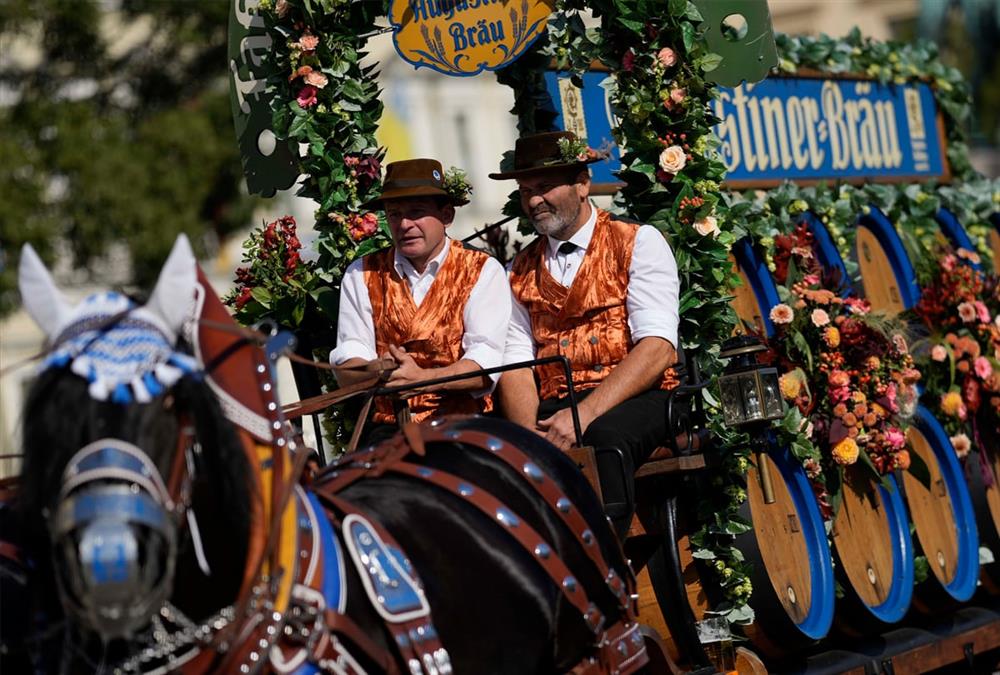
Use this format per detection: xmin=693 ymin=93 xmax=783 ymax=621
xmin=509 ymin=209 xmax=678 ymax=400
xmin=364 ymin=239 xmax=493 ymax=423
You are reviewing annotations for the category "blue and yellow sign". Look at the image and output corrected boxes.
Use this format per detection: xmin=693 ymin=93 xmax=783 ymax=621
xmin=716 ymin=78 xmax=948 ymax=186
xmin=542 ymin=73 xmax=949 ymax=189
xmin=390 ymin=0 xmax=554 ymax=76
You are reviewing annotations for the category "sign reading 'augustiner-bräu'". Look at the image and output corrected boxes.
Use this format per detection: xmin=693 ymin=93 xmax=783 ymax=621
xmin=541 ymin=72 xmax=950 ymax=190
xmin=390 ymin=0 xmax=554 ymax=76
xmin=715 ymin=77 xmax=948 ymax=186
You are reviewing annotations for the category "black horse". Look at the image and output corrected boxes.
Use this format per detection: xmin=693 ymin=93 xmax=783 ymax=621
xmin=4 ymin=237 xmax=646 ymax=674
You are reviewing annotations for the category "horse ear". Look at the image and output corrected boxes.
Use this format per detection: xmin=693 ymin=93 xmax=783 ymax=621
xmin=18 ymin=244 xmax=72 ymax=339
xmin=146 ymin=234 xmax=198 ymax=342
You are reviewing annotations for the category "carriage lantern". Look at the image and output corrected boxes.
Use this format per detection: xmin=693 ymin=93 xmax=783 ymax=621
xmin=718 ymin=334 xmax=785 ymax=504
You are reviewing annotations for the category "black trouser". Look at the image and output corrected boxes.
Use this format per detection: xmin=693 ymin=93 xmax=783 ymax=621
xmin=538 ymin=388 xmax=672 ymax=538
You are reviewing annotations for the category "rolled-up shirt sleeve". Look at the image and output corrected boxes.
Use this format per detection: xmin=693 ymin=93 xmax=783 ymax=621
xmin=461 ymin=257 xmax=511 ymax=393
xmin=329 ymin=259 xmax=378 ymax=367
xmin=627 ymin=225 xmax=680 ymax=349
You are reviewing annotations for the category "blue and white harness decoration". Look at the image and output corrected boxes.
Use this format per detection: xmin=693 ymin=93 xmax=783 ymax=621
xmin=343 ymin=514 xmax=430 ymax=624
xmin=41 ymin=291 xmax=197 ymax=403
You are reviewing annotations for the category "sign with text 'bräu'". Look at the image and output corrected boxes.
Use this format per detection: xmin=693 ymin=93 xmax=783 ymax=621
xmin=716 ymin=77 xmax=949 ymax=187
xmin=542 ymin=73 xmax=949 ymax=190
xmin=391 ymin=0 xmax=554 ymax=76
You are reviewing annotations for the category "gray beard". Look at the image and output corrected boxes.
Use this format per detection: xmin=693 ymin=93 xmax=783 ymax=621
xmin=532 ymin=201 xmax=581 ymax=239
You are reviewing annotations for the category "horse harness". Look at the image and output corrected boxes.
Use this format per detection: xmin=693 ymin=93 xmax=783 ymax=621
xmin=314 ymin=417 xmax=649 ymax=675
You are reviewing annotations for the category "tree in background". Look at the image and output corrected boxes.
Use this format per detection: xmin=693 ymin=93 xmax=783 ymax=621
xmin=0 ymin=0 xmax=257 ymax=315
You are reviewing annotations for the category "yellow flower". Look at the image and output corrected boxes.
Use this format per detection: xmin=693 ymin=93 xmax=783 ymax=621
xmin=940 ymin=391 xmax=964 ymax=417
xmin=779 ymin=369 xmax=805 ymax=400
xmin=832 ymin=437 xmax=860 ymax=465
xmin=824 ymin=326 xmax=840 ymax=348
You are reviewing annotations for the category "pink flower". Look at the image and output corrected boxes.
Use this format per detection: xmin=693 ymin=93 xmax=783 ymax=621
xmin=975 ymin=356 xmax=993 ymax=380
xmin=941 ymin=254 xmax=957 ymax=272
xmin=304 ymin=70 xmax=328 ymax=88
xmin=298 ymin=32 xmax=320 ymax=52
xmin=892 ymin=333 xmax=909 ymax=354
xmin=885 ymin=427 xmax=906 ymax=449
xmin=769 ymin=303 xmax=794 ymax=324
xmin=844 ymin=297 xmax=870 ymax=315
xmin=957 ymin=248 xmax=981 ymax=265
xmin=885 ymin=381 xmax=899 ymax=412
xmin=931 ymin=344 xmax=948 ymax=362
xmin=670 ymin=87 xmax=686 ymax=105
xmin=803 ymin=273 xmax=820 ymax=285
xmin=975 ymin=300 xmax=991 ymax=323
xmin=958 ymin=301 xmax=977 ymax=323
xmin=658 ymin=145 xmax=686 ymax=174
xmin=657 ymin=47 xmax=678 ymax=68
xmin=950 ymin=433 xmax=971 ymax=458
xmin=811 ymin=308 xmax=830 ymax=327
xmin=296 ymin=85 xmax=318 ymax=108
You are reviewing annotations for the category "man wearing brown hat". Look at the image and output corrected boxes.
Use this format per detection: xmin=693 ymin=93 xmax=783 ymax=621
xmin=491 ymin=131 xmax=680 ymax=534
xmin=330 ymin=158 xmax=510 ymax=435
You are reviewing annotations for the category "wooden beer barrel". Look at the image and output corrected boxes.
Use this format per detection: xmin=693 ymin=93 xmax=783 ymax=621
xmin=735 ymin=445 xmax=835 ymax=651
xmin=831 ymin=471 xmax=915 ymax=626
xmin=796 ymin=215 xmax=917 ymax=627
xmin=854 ymin=207 xmax=921 ymax=316
xmin=728 ymin=240 xmax=835 ymax=650
xmin=851 ymin=207 xmax=981 ymax=606
xmin=903 ymin=405 xmax=979 ymax=604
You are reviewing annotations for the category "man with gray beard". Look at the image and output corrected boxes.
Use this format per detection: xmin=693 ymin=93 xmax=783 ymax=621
xmin=490 ymin=131 xmax=681 ymax=536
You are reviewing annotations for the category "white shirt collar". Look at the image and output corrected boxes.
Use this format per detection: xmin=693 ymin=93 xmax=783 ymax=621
xmin=394 ymin=236 xmax=451 ymax=279
xmin=546 ymin=203 xmax=598 ymax=258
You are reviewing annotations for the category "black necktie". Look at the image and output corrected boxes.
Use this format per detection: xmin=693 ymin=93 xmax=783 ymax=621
xmin=558 ymin=241 xmax=579 ymax=255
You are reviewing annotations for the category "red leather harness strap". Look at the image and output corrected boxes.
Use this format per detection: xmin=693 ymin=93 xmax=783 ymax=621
xmin=422 ymin=421 xmax=637 ymax=614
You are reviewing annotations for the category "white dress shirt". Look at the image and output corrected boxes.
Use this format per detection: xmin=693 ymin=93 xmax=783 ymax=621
xmin=504 ymin=206 xmax=680 ymax=364
xmin=330 ymin=239 xmax=511 ymax=391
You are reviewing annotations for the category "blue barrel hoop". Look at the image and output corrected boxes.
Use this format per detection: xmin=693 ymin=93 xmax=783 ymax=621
xmin=935 ymin=209 xmax=981 ymax=271
xmin=854 ymin=206 xmax=922 ymax=310
xmin=910 ymin=404 xmax=980 ymax=603
xmin=799 ymin=212 xmax=853 ymax=298
xmin=732 ymin=237 xmax=782 ymax=338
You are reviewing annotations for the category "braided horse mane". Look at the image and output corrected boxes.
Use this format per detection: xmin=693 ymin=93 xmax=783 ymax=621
xmin=5 ymin=237 xmax=645 ymax=674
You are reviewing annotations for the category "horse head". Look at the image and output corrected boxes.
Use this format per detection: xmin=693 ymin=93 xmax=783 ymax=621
xmin=17 ymin=237 xmax=251 ymax=652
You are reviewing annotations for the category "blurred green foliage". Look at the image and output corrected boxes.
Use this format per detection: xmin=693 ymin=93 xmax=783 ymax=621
xmin=0 ymin=0 xmax=257 ymax=315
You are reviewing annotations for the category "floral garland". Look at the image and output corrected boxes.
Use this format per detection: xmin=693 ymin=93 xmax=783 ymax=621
xmin=763 ymin=223 xmax=923 ymax=517
xmin=253 ymin=0 xmax=392 ymax=296
xmin=910 ymin=244 xmax=1000 ymax=455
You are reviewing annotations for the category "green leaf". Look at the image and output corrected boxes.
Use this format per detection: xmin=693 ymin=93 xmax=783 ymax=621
xmin=251 ymin=286 xmax=272 ymax=309
xmin=791 ymin=331 xmax=813 ymax=371
xmin=699 ymin=53 xmax=723 ymax=73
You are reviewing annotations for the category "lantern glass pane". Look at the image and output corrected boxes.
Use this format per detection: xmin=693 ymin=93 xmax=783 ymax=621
xmin=760 ymin=368 xmax=785 ymax=420
xmin=740 ymin=372 xmax=763 ymax=422
xmin=718 ymin=373 xmax=745 ymax=427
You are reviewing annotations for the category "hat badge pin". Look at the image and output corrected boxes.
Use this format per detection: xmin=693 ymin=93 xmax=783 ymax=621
xmin=432 ymin=169 xmax=442 ymax=182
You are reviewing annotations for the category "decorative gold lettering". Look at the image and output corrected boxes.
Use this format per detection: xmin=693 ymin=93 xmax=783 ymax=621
xmin=802 ymin=98 xmax=824 ymax=169
xmin=745 ymin=88 xmax=770 ymax=171
xmin=760 ymin=98 xmax=792 ymax=170
xmin=713 ymin=94 xmax=741 ymax=171
xmin=731 ymin=85 xmax=757 ymax=172
xmin=875 ymin=100 xmax=902 ymax=169
xmin=786 ymin=97 xmax=809 ymax=170
xmin=857 ymin=99 xmax=881 ymax=169
xmin=822 ymin=81 xmax=849 ymax=170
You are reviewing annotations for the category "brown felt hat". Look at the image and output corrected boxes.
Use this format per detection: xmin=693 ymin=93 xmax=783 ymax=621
xmin=488 ymin=131 xmax=604 ymax=180
xmin=361 ymin=158 xmax=468 ymax=210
